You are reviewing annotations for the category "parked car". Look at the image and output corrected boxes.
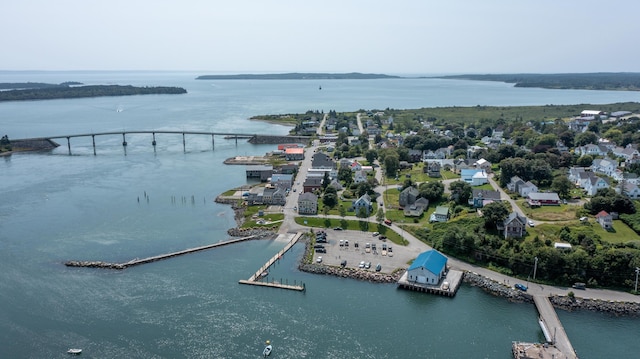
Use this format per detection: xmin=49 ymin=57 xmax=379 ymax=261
xmin=344 ymin=240 xmax=349 ymax=246
xmin=340 ymin=260 xmax=347 ymax=267
xmin=334 ymin=227 xmax=343 ymax=231
xmin=365 ymin=262 xmax=371 ymax=269
xmin=375 ymin=263 xmax=382 ymax=272
xmin=528 ymin=220 xmax=535 ymax=227
xmin=372 ymin=232 xmax=379 ymax=237
xmin=313 ymin=244 xmax=325 ymax=249
xmin=316 ymin=256 xmax=322 ymax=263
xmin=359 ymin=261 xmax=366 ymax=268
xmin=384 ymin=219 xmax=392 ymax=225
xmin=572 ymin=282 xmax=586 ymax=290
xmin=339 ymin=240 xmax=344 ymax=247
xmin=315 ymin=248 xmax=326 ymax=253
xmin=515 ymin=283 xmax=528 ymax=291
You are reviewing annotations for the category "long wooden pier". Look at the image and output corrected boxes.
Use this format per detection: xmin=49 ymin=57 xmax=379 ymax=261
xmin=532 ymin=295 xmax=578 ymax=359
xmin=238 ymin=232 xmax=305 ymax=291
xmin=65 ymin=236 xmax=257 ymax=269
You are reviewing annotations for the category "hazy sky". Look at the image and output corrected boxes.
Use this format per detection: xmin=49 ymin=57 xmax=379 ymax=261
xmin=2 ymin=0 xmax=639 ymax=74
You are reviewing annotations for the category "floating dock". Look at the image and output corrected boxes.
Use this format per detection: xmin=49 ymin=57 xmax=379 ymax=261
xmin=65 ymin=236 xmax=258 ymax=269
xmin=396 ymin=269 xmax=463 ymax=297
xmin=239 ymin=232 xmax=305 ymax=291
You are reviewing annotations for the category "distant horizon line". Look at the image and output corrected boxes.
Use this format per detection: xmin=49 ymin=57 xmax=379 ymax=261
xmin=2 ymin=70 xmax=639 ymax=77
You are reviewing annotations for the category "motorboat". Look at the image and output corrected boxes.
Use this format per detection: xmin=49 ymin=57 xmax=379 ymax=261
xmin=67 ymin=348 xmax=82 ymax=355
xmin=263 ymin=340 xmax=272 ymax=357
xmin=260 ymin=270 xmax=269 ymax=278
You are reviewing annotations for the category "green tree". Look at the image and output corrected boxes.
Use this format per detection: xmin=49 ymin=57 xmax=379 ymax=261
xmin=365 ymin=149 xmax=378 ymax=164
xmin=384 ymin=154 xmax=399 ymax=178
xmin=576 ymin=155 xmax=594 ymax=167
xmin=482 ymin=201 xmax=510 ymax=229
xmin=449 ymin=180 xmax=473 ymax=205
xmin=418 ymin=181 xmax=444 ymax=202
xmin=322 ymin=186 xmax=338 ymax=208
xmin=551 ymin=176 xmax=574 ymax=199
xmin=376 ymin=207 xmax=385 ymax=223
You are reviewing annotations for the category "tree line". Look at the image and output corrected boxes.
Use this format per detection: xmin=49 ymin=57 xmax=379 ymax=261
xmin=0 ymin=85 xmax=187 ymax=102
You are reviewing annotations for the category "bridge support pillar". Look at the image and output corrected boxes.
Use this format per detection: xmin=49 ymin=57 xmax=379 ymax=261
xmin=152 ymin=133 xmax=157 ymax=153
xmin=67 ymin=137 xmax=71 ymax=155
xmin=235 ymin=135 xmax=238 ymax=145
xmin=122 ymin=133 xmax=127 ymax=156
xmin=182 ymin=133 xmax=186 ymax=152
xmin=211 ymin=134 xmax=215 ymax=150
xmin=92 ymin=135 xmax=96 ymax=155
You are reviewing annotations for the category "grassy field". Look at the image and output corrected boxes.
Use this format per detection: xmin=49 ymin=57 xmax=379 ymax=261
xmin=293 ymin=217 xmax=407 ymax=245
xmin=592 ymin=220 xmax=640 ymax=244
xmin=518 ymin=200 xmax=579 ymax=221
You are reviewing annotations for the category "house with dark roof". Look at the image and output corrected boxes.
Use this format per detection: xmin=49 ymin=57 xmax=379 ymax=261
xmin=399 ymin=186 xmax=420 ymax=207
xmin=246 ymin=165 xmax=273 ymax=181
xmin=352 ymin=194 xmax=373 ymax=216
xmin=297 ymin=192 xmax=318 ymax=215
xmin=424 ymin=161 xmax=441 ymax=177
xmin=502 ymin=212 xmax=527 ymax=239
xmin=404 ymin=197 xmax=429 ymax=217
xmin=406 ymin=250 xmax=448 ymax=285
xmin=469 ymin=189 xmax=501 ymax=208
xmin=302 ymin=177 xmax=323 ymax=193
xmin=311 ymin=152 xmax=335 ymax=169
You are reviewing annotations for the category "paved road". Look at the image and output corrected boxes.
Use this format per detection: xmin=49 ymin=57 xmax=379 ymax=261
xmin=277 ymin=138 xmax=640 ymax=304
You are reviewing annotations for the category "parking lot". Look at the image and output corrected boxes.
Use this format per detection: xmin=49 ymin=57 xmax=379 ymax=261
xmin=313 ymin=228 xmax=423 ymax=274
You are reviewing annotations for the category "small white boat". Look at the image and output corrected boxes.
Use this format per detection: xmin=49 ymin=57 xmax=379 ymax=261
xmin=263 ymin=340 xmax=272 ymax=357
xmin=67 ymin=348 xmax=82 ymax=355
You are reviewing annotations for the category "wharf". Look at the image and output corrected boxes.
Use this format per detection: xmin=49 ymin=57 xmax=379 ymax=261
xmin=512 ymin=341 xmax=565 ymax=359
xmin=65 ymin=236 xmax=257 ymax=269
xmin=533 ymin=295 xmax=578 ymax=358
xmin=239 ymin=232 xmax=305 ymax=291
xmin=396 ymin=269 xmax=463 ymax=297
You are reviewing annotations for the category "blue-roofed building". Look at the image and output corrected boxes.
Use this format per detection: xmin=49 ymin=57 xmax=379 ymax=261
xmin=406 ymin=250 xmax=448 ymax=285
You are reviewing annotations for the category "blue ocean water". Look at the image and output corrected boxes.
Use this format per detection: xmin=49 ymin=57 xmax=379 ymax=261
xmin=0 ymin=72 xmax=638 ymax=358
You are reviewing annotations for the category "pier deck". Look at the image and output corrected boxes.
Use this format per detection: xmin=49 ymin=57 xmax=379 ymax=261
xmin=239 ymin=232 xmax=305 ymax=291
xmin=533 ymin=295 xmax=578 ymax=359
xmin=396 ymin=269 xmax=463 ymax=297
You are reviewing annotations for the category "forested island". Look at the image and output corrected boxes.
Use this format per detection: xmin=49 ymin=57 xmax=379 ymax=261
xmin=196 ymin=72 xmax=399 ymax=80
xmin=0 ymin=83 xmax=187 ymax=102
xmin=436 ymin=72 xmax=640 ymax=91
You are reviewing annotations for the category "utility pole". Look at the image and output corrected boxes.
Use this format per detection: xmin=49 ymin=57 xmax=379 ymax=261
xmin=533 ymin=257 xmax=538 ymax=281
xmin=635 ymin=267 xmax=640 ymax=292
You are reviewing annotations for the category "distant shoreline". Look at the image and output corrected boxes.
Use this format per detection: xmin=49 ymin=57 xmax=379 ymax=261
xmin=196 ymin=72 xmax=400 ymax=80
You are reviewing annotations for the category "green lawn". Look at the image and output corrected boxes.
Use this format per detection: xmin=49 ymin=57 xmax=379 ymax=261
xmin=593 ymin=220 xmax=640 ymax=244
xmin=518 ymin=200 xmax=578 ymax=221
xmin=293 ymin=217 xmax=407 ymax=245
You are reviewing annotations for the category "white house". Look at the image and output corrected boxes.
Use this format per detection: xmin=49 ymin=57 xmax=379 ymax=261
xmin=471 ymin=171 xmax=489 ymax=186
xmin=406 ymin=250 xmax=448 ymax=285
xmin=585 ymin=176 xmax=610 ymax=196
xmin=518 ymin=181 xmax=538 ymax=197
xmin=591 ymin=158 xmax=617 ymax=177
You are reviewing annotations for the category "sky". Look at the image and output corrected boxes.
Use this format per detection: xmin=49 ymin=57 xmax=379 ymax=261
xmin=2 ymin=0 xmax=639 ymax=74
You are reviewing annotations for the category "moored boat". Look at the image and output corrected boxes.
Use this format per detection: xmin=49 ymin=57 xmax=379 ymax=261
xmin=263 ymin=340 xmax=272 ymax=357
xmin=67 ymin=348 xmax=82 ymax=355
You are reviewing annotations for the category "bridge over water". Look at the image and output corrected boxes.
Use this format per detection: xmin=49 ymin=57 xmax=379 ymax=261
xmin=14 ymin=130 xmax=310 ymax=155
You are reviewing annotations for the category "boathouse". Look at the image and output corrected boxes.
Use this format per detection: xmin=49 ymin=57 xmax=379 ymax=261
xmin=406 ymin=250 xmax=447 ymax=285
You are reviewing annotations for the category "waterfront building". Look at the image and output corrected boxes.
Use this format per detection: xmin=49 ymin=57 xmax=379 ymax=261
xmin=406 ymin=250 xmax=448 ymax=285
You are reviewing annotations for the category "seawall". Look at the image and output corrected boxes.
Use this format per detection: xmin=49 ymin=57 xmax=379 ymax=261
xmin=10 ymin=138 xmax=60 ymax=152
xmin=248 ymin=135 xmax=311 ymax=145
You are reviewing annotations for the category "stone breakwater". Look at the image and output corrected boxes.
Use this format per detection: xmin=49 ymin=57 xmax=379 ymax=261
xmin=65 ymin=260 xmax=126 ymax=269
xmin=299 ymin=262 xmax=404 ymax=283
xmin=227 ymin=228 xmax=277 ymax=238
xmin=462 ymin=271 xmax=534 ymax=303
xmin=550 ymin=295 xmax=640 ymax=316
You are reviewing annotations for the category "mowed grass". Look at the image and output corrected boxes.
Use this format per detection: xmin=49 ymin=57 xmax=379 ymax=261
xmin=592 ymin=220 xmax=640 ymax=244
xmin=518 ymin=200 xmax=578 ymax=221
xmin=293 ymin=216 xmax=407 ymax=245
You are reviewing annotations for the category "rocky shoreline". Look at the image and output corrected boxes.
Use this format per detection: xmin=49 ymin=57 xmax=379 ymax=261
xmin=463 ymin=271 xmax=640 ymax=316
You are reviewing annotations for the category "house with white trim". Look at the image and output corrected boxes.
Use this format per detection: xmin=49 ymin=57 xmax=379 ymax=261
xmin=406 ymin=250 xmax=448 ymax=285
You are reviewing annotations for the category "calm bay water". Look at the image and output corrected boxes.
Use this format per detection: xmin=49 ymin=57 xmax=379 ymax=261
xmin=1 ymin=72 xmax=639 ymax=358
